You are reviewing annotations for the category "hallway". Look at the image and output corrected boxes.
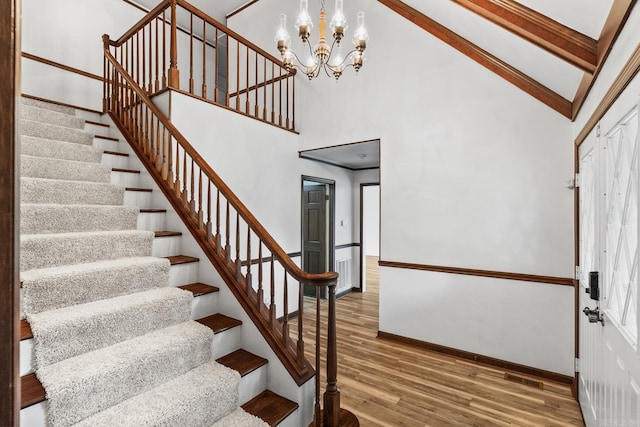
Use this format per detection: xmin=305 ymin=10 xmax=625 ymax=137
xmin=299 ymin=256 xmax=584 ymax=426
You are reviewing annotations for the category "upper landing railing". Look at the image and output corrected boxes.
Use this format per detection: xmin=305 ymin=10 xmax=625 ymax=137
xmin=106 ymin=0 xmax=296 ymax=131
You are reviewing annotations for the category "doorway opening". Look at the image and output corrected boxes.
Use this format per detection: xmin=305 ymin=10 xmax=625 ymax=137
xmin=301 ymin=176 xmax=335 ymax=297
xmin=360 ymin=183 xmax=380 ymax=292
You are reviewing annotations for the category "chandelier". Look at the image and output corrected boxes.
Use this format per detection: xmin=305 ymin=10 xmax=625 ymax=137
xmin=275 ymin=0 xmax=369 ymax=80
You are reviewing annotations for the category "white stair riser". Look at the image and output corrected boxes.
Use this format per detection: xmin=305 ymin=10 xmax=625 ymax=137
xmin=190 ymin=293 xmax=218 ymax=320
xmin=211 ymin=327 xmax=242 ymax=360
xmin=137 ymin=211 xmax=166 ymax=231
xmin=152 ymin=236 xmax=182 ymax=258
xmin=278 ymin=409 xmax=300 ymax=427
xmin=124 ymin=190 xmax=153 ymax=209
xmin=101 ymin=154 xmax=129 ymax=169
xmin=111 ymin=171 xmax=140 ymax=188
xmin=20 ymin=339 xmax=34 ymax=376
xmin=93 ymin=138 xmax=120 ymax=152
xmin=238 ymin=366 xmax=268 ymax=406
xmin=169 ymin=263 xmax=199 ymax=287
xmin=20 ymin=402 xmax=45 ymax=427
xmin=84 ymin=123 xmax=111 ymax=137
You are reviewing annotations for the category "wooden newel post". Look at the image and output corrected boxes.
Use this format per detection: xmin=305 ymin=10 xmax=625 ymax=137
xmin=102 ymin=35 xmax=110 ymax=112
xmin=323 ymin=283 xmax=340 ymax=427
xmin=168 ymin=0 xmax=180 ymax=89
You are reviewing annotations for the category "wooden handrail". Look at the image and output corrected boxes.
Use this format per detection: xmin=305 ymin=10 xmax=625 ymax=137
xmin=112 ymin=0 xmax=171 ymax=46
xmin=175 ymin=0 xmax=285 ymax=67
xmin=104 ymin=46 xmax=333 ymax=287
xmin=108 ymin=0 xmax=295 ymax=131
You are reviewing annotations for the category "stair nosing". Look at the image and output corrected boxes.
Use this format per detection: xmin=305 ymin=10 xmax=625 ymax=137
xmin=196 ymin=313 xmax=242 ymax=334
xmin=112 ymin=168 xmax=140 ymax=174
xmin=154 ymin=230 xmax=182 ymax=237
xmin=167 ymin=255 xmax=199 ymax=265
xmin=140 ymin=209 xmax=167 ymax=213
xmin=178 ymin=283 xmax=219 ymax=297
xmin=103 ymin=150 xmax=129 ymax=157
xmin=85 ymin=120 xmax=110 ymax=127
xmin=216 ymin=349 xmax=268 ymax=377
xmin=94 ymin=135 xmax=119 ymax=141
xmin=126 ymin=187 xmax=153 ymax=192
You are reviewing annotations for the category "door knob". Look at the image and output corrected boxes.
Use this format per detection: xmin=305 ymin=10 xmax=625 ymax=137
xmin=583 ymin=307 xmax=604 ymax=325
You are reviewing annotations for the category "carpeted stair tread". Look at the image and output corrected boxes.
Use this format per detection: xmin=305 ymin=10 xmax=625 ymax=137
xmin=21 ymin=154 xmax=111 ymax=183
xmin=73 ymin=361 xmax=241 ymax=427
xmin=211 ymin=408 xmax=269 ymax=427
xmin=21 ymin=203 xmax=139 ymax=234
xmin=21 ymin=135 xmax=103 ymax=163
xmin=21 ymin=177 xmax=125 ymax=205
xmin=28 ymin=287 xmax=193 ymax=368
xmin=21 ymin=256 xmax=169 ymax=315
xmin=179 ymin=283 xmax=219 ymax=296
xmin=21 ymin=230 xmax=155 ymax=271
xmin=22 ymin=97 xmax=75 ymax=115
xmin=197 ymin=313 xmax=242 ymax=334
xmin=21 ymin=104 xmax=85 ymax=129
xmin=38 ymin=321 xmax=214 ymax=427
xmin=242 ymin=390 xmax=298 ymax=427
xmin=216 ymin=349 xmax=268 ymax=377
xmin=21 ymin=119 xmax=94 ymax=145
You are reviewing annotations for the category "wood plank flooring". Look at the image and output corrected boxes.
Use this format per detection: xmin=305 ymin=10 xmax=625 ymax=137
xmin=293 ymin=256 xmax=584 ymax=427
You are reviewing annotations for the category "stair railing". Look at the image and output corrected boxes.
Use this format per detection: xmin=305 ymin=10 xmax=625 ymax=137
xmin=105 ymin=0 xmax=295 ymax=131
xmin=103 ymin=31 xmax=349 ymax=426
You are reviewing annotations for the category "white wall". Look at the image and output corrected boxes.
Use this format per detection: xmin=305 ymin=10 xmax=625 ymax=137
xmin=362 ymin=185 xmax=380 ymax=257
xmin=22 ymin=0 xmax=145 ymax=110
xmin=229 ymin=0 xmax=576 ymax=375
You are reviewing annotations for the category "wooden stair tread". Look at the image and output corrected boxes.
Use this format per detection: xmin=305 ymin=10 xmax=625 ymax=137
xmin=216 ymin=349 xmax=268 ymax=377
xmin=21 ymin=319 xmax=33 ymax=340
xmin=21 ymin=373 xmax=45 ymax=409
xmin=178 ymin=283 xmax=219 ymax=296
xmin=85 ymin=120 xmax=109 ymax=127
xmin=94 ymin=134 xmax=119 ymax=141
xmin=140 ymin=208 xmax=167 ymax=213
xmin=102 ymin=150 xmax=129 ymax=157
xmin=125 ymin=187 xmax=152 ymax=192
xmin=155 ymin=230 xmax=182 ymax=237
xmin=111 ymin=168 xmax=140 ymax=174
xmin=196 ymin=313 xmax=242 ymax=334
xmin=242 ymin=390 xmax=298 ymax=426
xmin=167 ymin=255 xmax=199 ymax=265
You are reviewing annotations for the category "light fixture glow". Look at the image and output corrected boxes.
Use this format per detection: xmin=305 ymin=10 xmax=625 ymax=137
xmin=275 ymin=0 xmax=369 ymax=81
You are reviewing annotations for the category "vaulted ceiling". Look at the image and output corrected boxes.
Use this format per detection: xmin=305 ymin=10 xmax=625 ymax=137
xmin=247 ymin=0 xmax=635 ymax=120
xmin=134 ymin=0 xmax=637 ymax=120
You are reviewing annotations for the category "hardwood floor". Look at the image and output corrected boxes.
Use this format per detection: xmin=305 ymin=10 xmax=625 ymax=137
xmin=295 ymin=256 xmax=584 ymax=427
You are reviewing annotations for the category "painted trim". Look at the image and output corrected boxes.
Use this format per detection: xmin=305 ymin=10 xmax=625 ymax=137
xmin=299 ymin=154 xmax=380 ymax=171
xmin=22 ymin=52 xmax=103 ymax=82
xmin=0 ymin=0 xmax=19 ymax=421
xmin=378 ymin=260 xmax=575 ymax=287
xmin=335 ymin=243 xmax=360 ymax=250
xmin=378 ymin=0 xmax=572 ymax=118
xmin=241 ymin=251 xmax=302 ymax=267
xmin=226 ymin=0 xmax=262 ymax=20
xmin=575 ymin=43 xmax=640 ymax=147
xmin=377 ymin=331 xmax=574 ymax=385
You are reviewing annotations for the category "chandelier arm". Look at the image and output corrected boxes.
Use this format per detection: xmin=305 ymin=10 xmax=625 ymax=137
xmin=325 ymin=49 xmax=359 ymax=71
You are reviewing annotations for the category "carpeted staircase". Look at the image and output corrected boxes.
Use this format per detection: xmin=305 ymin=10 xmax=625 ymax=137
xmin=19 ymin=97 xmax=276 ymax=427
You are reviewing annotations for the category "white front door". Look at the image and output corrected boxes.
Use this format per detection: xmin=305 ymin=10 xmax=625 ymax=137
xmin=578 ymin=104 xmax=640 ymax=427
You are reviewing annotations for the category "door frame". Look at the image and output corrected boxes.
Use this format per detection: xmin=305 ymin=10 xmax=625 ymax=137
xmin=301 ymin=175 xmax=335 ymax=275
xmin=1 ymin=0 xmax=20 ymax=423
xmin=359 ymin=182 xmax=380 ymax=290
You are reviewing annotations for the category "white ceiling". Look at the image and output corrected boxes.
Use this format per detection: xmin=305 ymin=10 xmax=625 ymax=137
xmin=129 ymin=0 xmax=620 ymax=165
xmin=299 ymin=140 xmax=380 ymax=170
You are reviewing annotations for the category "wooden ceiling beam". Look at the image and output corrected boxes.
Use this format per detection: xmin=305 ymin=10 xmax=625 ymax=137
xmin=378 ymin=0 xmax=572 ymax=118
xmin=450 ymin=0 xmax=597 ymax=74
xmin=571 ymin=0 xmax=637 ymax=120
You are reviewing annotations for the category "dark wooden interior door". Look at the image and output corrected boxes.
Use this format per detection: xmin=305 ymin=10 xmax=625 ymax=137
xmin=302 ymin=183 xmax=327 ymax=297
